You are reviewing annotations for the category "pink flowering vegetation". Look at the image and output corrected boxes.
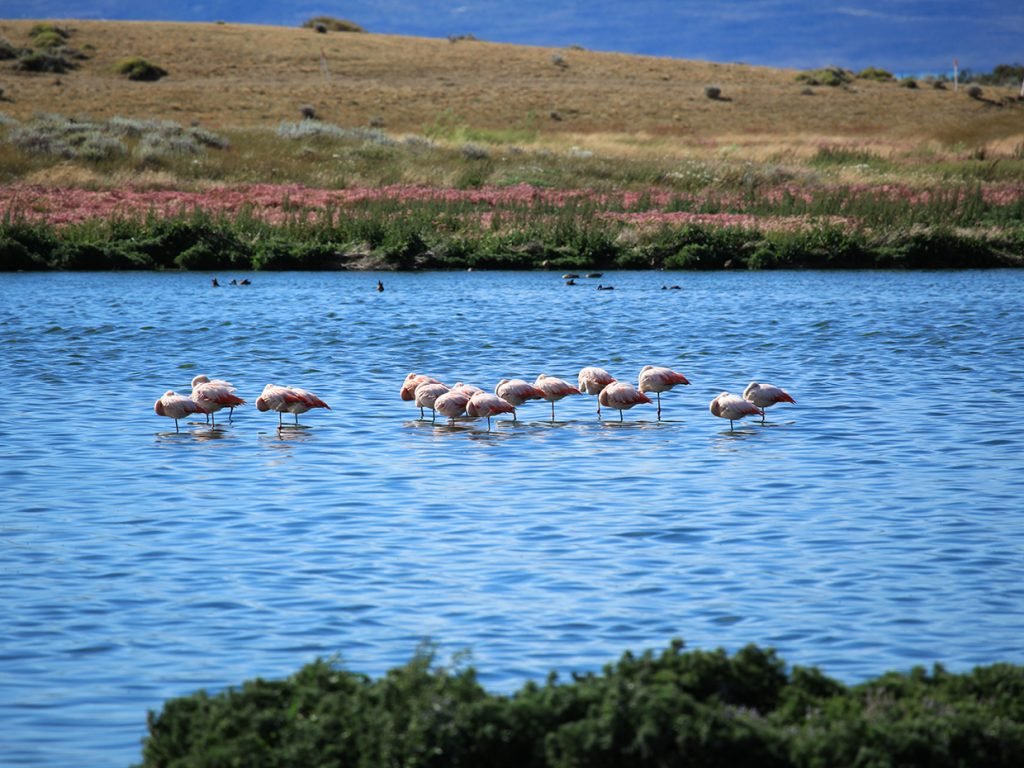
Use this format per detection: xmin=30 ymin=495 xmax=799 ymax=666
xmin=2 ymin=181 xmax=1021 ymax=232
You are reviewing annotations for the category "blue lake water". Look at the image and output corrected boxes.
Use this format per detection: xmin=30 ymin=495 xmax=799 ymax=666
xmin=2 ymin=269 xmax=1023 ymax=767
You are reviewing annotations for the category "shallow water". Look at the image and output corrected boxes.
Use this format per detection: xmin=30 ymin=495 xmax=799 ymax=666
xmin=2 ymin=269 xmax=1023 ymax=767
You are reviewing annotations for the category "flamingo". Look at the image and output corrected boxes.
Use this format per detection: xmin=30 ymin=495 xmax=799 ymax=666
xmin=743 ymin=382 xmax=796 ymax=423
xmin=495 ymin=378 xmax=546 ymax=421
xmin=533 ymin=373 xmax=581 ymax=422
xmin=637 ymin=365 xmax=690 ymax=420
xmin=450 ymin=382 xmax=485 ymax=396
xmin=598 ymin=382 xmax=651 ymax=422
xmin=190 ymin=374 xmax=246 ymax=427
xmin=401 ymin=373 xmax=444 ymax=402
xmin=433 ymin=389 xmax=472 ymax=425
xmin=578 ymin=367 xmax=617 ymax=416
xmin=709 ymin=392 xmax=761 ymax=430
xmin=154 ymin=390 xmax=208 ymax=432
xmin=255 ymin=384 xmax=331 ymax=427
xmin=414 ymin=382 xmax=450 ymax=422
xmin=466 ymin=392 xmax=516 ymax=430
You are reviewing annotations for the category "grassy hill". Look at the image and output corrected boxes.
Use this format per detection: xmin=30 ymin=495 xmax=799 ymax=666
xmin=1 ymin=18 xmax=1022 ymax=163
xmin=2 ymin=19 xmax=1022 ymax=271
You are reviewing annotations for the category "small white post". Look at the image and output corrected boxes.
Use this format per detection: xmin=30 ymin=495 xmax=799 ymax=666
xmin=953 ymin=58 xmax=958 ymax=91
xmin=1019 ymin=75 xmax=1024 ymax=99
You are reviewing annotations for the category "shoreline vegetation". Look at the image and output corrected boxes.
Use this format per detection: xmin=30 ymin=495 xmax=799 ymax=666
xmin=138 ymin=640 xmax=1024 ymax=767
xmin=2 ymin=20 xmax=1023 ymax=271
xmin=3 ymin=178 xmax=1021 ymax=271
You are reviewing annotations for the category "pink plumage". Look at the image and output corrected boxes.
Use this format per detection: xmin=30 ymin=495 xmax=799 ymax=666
xmin=154 ymin=390 xmax=208 ymax=432
xmin=637 ymin=365 xmax=690 ymax=420
xmin=256 ymin=384 xmax=330 ymax=427
xmin=533 ymin=373 xmax=581 ymax=421
xmin=577 ymin=366 xmax=617 ymax=415
xmin=190 ymin=374 xmax=246 ymax=427
xmin=709 ymin=392 xmax=761 ymax=429
xmin=743 ymin=381 xmax=796 ymax=422
xmin=598 ymin=382 xmax=652 ymax=422
xmin=466 ymin=392 xmax=516 ymax=430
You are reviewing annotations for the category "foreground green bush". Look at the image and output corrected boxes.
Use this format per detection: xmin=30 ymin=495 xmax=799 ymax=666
xmin=136 ymin=640 xmax=1024 ymax=768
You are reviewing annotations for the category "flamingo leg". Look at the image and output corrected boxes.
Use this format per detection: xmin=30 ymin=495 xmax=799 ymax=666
xmin=211 ymin=412 xmax=216 ymax=428
xmin=419 ymin=406 xmax=425 ymax=419
xmin=619 ymin=410 xmax=624 ymax=423
xmin=657 ymin=392 xmax=662 ymax=420
xmin=174 ymin=418 xmax=180 ymax=433
xmin=760 ymin=408 xmax=766 ymax=424
xmin=550 ymin=401 xmax=556 ymax=422
xmin=278 ymin=412 xmax=283 ymax=427
xmin=229 ymin=406 xmax=234 ymax=422
xmin=431 ymin=408 xmax=436 ymax=424
xmin=487 ymin=415 xmax=493 ymax=431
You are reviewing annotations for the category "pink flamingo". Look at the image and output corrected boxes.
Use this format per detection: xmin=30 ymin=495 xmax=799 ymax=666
xmin=743 ymin=382 xmax=796 ymax=423
xmin=433 ymin=389 xmax=472 ymax=425
xmin=401 ymin=373 xmax=444 ymax=402
xmin=577 ymin=367 xmax=617 ymax=416
xmin=495 ymin=378 xmax=546 ymax=421
xmin=450 ymin=382 xmax=485 ymax=396
xmin=256 ymin=384 xmax=331 ymax=427
xmin=154 ymin=390 xmax=209 ymax=432
xmin=414 ymin=381 xmax=450 ymax=422
xmin=709 ymin=392 xmax=761 ymax=430
xmin=533 ymin=373 xmax=581 ymax=421
xmin=190 ymin=374 xmax=246 ymax=427
xmin=637 ymin=365 xmax=690 ymax=420
xmin=597 ymin=381 xmax=651 ymax=422
xmin=466 ymin=392 xmax=516 ymax=430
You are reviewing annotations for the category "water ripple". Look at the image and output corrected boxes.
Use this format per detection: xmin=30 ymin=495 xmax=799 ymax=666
xmin=1 ymin=270 xmax=1023 ymax=767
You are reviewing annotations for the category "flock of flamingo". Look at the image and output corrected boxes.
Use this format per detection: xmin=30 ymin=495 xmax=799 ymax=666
xmin=154 ymin=376 xmax=330 ymax=432
xmin=401 ymin=367 xmax=795 ymax=430
xmin=153 ymin=369 xmax=795 ymax=433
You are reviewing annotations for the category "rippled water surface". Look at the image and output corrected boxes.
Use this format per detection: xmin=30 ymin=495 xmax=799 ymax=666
xmin=3 ymin=270 xmax=1024 ymax=766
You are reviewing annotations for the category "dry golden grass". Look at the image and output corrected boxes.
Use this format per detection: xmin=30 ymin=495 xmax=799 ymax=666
xmin=2 ymin=18 xmax=1022 ymax=164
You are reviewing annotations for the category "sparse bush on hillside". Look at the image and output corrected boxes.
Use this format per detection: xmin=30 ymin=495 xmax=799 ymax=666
xmin=301 ymin=16 xmax=366 ymax=33
xmin=29 ymin=28 xmax=68 ymax=50
xmin=114 ymin=57 xmax=167 ymax=81
xmin=299 ymin=104 xmax=317 ymax=120
xmin=795 ymin=67 xmax=853 ymax=87
xmin=705 ymin=85 xmax=722 ymax=100
xmin=858 ymin=66 xmax=894 ymax=82
xmin=967 ymin=85 xmax=984 ymax=99
xmin=15 ymin=50 xmax=75 ymax=73
xmin=0 ymin=36 xmax=23 ymax=60
xmin=551 ymin=53 xmax=568 ymax=68
xmin=5 ymin=113 xmax=227 ymax=164
xmin=900 ymin=78 xmax=918 ymax=89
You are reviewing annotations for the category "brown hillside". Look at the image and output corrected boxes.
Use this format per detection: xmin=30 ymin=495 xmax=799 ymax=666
xmin=1 ymin=19 xmax=1021 ymax=153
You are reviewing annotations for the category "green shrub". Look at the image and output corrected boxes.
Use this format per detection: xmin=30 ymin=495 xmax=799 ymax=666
xmin=301 ymin=16 xmax=366 ymax=33
xmin=15 ymin=50 xmax=74 ymax=73
xmin=29 ymin=29 xmax=68 ymax=50
xmin=114 ymin=56 xmax=167 ymax=81
xmin=0 ymin=36 xmax=23 ymax=60
xmin=858 ymin=66 xmax=894 ymax=82
xmin=136 ymin=641 xmax=1024 ymax=768
xmin=795 ymin=67 xmax=853 ymax=87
